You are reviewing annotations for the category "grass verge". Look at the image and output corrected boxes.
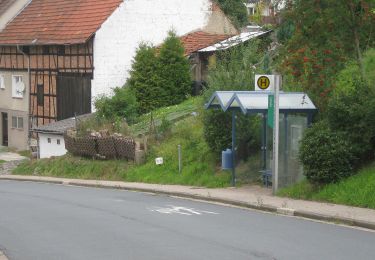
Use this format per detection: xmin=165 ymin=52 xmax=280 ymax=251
xmin=13 ymin=109 xmax=230 ymax=188
xmin=278 ymin=164 xmax=375 ymax=209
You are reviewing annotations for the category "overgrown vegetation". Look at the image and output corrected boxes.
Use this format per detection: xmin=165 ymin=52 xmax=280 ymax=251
xmin=125 ymin=116 xmax=230 ymax=187
xmin=278 ymin=164 xmax=375 ymax=209
xmin=95 ymin=85 xmax=138 ymax=124
xmin=15 ymin=99 xmax=230 ymax=188
xmin=277 ymin=0 xmax=375 ymax=109
xmin=203 ymin=41 xmax=265 ymax=157
xmin=96 ymin=31 xmax=192 ymax=119
xmin=215 ymin=0 xmax=248 ymax=28
xmin=299 ymin=56 xmax=375 ymax=185
xmin=299 ymin=121 xmax=356 ymax=184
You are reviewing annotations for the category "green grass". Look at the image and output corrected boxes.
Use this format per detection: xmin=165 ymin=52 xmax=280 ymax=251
xmin=125 ymin=116 xmax=230 ymax=188
xmin=278 ymin=164 xmax=375 ymax=209
xmin=130 ymin=97 xmax=202 ymax=135
xmin=13 ymin=155 xmax=129 ymax=181
xmin=0 ymin=160 xmax=5 ymax=165
xmin=13 ymin=97 xmax=230 ymax=188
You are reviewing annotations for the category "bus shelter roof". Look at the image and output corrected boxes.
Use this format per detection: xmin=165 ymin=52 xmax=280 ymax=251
xmin=205 ymin=91 xmax=317 ymax=114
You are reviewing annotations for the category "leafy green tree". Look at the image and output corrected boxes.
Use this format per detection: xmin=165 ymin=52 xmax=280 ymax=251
xmin=158 ymin=31 xmax=192 ymax=106
xmin=278 ymin=0 xmax=375 ymax=109
xmin=216 ymin=0 xmax=248 ymax=28
xmin=128 ymin=43 xmax=162 ymax=114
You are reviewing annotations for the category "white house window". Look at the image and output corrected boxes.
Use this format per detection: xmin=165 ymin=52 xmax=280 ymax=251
xmin=57 ymin=139 xmax=61 ymax=145
xmin=12 ymin=116 xmax=24 ymax=129
xmin=48 ymin=138 xmax=51 ymax=143
xmin=0 ymin=75 xmax=5 ymax=89
xmin=12 ymin=75 xmax=26 ymax=98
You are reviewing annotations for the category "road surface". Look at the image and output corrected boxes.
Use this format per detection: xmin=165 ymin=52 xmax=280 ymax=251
xmin=0 ymin=181 xmax=374 ymax=260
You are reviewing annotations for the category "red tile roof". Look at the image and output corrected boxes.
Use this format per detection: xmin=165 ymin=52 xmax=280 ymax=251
xmin=180 ymin=31 xmax=233 ymax=56
xmin=0 ymin=0 xmax=123 ymax=45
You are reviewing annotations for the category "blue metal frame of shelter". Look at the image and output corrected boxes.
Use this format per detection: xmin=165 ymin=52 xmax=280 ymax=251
xmin=205 ymin=91 xmax=318 ymax=187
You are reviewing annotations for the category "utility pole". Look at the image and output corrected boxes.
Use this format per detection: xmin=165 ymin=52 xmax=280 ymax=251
xmin=272 ymin=75 xmax=281 ymax=195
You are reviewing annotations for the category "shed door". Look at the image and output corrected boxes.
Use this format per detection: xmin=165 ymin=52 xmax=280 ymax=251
xmin=56 ymin=74 xmax=91 ymax=120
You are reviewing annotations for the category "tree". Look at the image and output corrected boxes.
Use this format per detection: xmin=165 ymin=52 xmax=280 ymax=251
xmin=158 ymin=31 xmax=192 ymax=106
xmin=128 ymin=43 xmax=163 ymax=114
xmin=278 ymin=0 xmax=375 ymax=109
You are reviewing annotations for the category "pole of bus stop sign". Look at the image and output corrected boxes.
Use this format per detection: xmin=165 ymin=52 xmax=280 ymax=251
xmin=272 ymin=75 xmax=281 ymax=195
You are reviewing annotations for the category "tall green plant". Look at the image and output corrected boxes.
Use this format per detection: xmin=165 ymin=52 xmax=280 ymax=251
xmin=158 ymin=31 xmax=192 ymax=106
xmin=128 ymin=43 xmax=162 ymax=114
xmin=278 ymin=0 xmax=375 ymax=109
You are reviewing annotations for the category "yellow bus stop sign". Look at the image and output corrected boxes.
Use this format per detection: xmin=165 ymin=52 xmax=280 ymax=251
xmin=257 ymin=76 xmax=271 ymax=90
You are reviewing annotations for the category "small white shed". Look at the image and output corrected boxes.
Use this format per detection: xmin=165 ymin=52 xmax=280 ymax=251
xmin=32 ymin=114 xmax=92 ymax=159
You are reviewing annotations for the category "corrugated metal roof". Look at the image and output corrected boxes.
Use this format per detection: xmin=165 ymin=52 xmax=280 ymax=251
xmin=33 ymin=114 xmax=93 ymax=134
xmin=198 ymin=30 xmax=272 ymax=53
xmin=206 ymin=91 xmax=317 ymax=114
xmin=0 ymin=0 xmax=123 ymax=45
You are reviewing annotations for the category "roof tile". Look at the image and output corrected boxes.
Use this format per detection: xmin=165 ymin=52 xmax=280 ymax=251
xmin=0 ymin=0 xmax=123 ymax=45
xmin=180 ymin=31 xmax=233 ymax=56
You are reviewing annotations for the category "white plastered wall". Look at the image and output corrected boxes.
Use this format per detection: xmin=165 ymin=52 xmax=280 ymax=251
xmin=92 ymin=0 xmax=216 ymax=107
xmin=38 ymin=133 xmax=67 ymax=159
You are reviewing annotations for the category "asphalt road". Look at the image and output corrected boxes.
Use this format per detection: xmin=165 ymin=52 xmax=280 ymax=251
xmin=0 ymin=181 xmax=374 ymax=260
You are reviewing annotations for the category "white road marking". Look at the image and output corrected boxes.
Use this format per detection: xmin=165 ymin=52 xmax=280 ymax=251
xmin=148 ymin=205 xmax=219 ymax=216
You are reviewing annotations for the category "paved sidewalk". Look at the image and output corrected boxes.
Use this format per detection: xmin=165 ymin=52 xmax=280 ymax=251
xmin=0 ymin=152 xmax=28 ymax=175
xmin=1 ymin=175 xmax=375 ymax=230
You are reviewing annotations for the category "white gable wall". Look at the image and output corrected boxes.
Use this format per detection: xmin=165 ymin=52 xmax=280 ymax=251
xmin=39 ymin=133 xmax=67 ymax=159
xmin=92 ymin=0 xmax=214 ymax=106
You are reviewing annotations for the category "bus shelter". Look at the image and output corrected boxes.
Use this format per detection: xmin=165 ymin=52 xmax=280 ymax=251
xmin=205 ymin=91 xmax=317 ymax=188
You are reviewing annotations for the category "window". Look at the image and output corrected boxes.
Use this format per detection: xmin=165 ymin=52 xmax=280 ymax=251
xmin=12 ymin=75 xmax=25 ymax=98
xmin=248 ymin=7 xmax=254 ymax=15
xmin=42 ymin=46 xmax=50 ymax=55
xmin=47 ymin=138 xmax=51 ymax=143
xmin=12 ymin=116 xmax=24 ymax=129
xmin=0 ymin=75 xmax=5 ymax=89
xmin=37 ymin=84 xmax=44 ymax=106
xmin=57 ymin=139 xmax=61 ymax=145
xmin=58 ymin=46 xmax=65 ymax=55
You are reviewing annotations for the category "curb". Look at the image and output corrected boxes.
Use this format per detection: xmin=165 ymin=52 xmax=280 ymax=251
xmin=1 ymin=176 xmax=375 ymax=230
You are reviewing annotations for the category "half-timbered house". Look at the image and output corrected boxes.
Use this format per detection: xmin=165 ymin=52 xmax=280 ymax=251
xmin=0 ymin=0 xmax=237 ymax=150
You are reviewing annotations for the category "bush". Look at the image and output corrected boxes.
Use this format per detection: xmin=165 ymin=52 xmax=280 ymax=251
xmin=129 ymin=32 xmax=191 ymax=114
xmin=327 ymin=81 xmax=375 ymax=163
xmin=299 ymin=121 xmax=356 ymax=184
xmin=203 ymin=110 xmax=261 ymax=158
xmin=158 ymin=31 xmax=192 ymax=106
xmin=95 ymin=86 xmax=138 ymax=124
xmin=128 ymin=43 xmax=162 ymax=114
xmin=203 ymin=110 xmax=232 ymax=154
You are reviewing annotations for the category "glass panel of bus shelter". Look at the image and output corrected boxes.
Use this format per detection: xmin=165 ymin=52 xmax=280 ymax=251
xmin=266 ymin=114 xmax=308 ymax=189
